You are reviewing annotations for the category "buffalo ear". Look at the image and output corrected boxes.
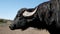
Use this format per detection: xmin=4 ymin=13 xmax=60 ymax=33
xmin=44 ymin=17 xmax=55 ymax=25
xmin=44 ymin=11 xmax=55 ymax=25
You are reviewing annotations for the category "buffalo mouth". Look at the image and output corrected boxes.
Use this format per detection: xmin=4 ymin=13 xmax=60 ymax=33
xmin=9 ymin=24 xmax=29 ymax=31
xmin=9 ymin=26 xmax=29 ymax=31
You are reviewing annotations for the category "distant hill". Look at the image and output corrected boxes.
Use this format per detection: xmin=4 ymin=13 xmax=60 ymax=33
xmin=0 ymin=18 xmax=13 ymax=23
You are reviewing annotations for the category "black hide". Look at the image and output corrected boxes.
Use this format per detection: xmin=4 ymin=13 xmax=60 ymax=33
xmin=9 ymin=0 xmax=60 ymax=34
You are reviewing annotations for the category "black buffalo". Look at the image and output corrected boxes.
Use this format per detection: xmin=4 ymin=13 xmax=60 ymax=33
xmin=9 ymin=0 xmax=60 ymax=34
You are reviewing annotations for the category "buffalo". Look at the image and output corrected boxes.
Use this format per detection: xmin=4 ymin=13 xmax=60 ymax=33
xmin=9 ymin=0 xmax=60 ymax=34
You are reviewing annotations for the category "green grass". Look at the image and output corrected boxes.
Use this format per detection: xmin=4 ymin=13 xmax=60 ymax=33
xmin=0 ymin=19 xmax=7 ymax=24
xmin=0 ymin=22 xmax=5 ymax=24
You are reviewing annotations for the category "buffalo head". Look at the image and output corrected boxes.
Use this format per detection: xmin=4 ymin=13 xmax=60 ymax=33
xmin=9 ymin=8 xmax=41 ymax=30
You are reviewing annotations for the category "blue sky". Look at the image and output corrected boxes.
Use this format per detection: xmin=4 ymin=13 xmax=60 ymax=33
xmin=0 ymin=0 xmax=49 ymax=20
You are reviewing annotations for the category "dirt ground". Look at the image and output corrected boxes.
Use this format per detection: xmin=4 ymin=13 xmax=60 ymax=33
xmin=0 ymin=23 xmax=50 ymax=34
